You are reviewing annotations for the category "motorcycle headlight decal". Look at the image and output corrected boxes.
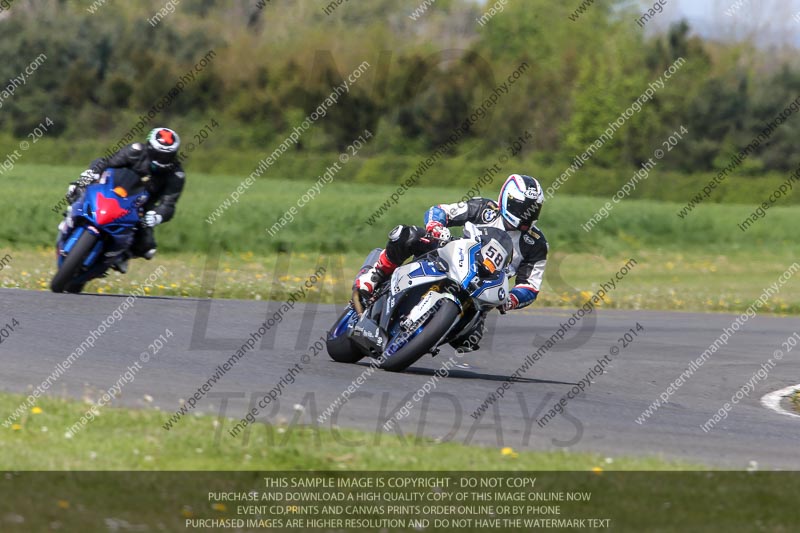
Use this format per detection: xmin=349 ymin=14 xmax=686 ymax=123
xmin=94 ymin=192 xmax=130 ymax=226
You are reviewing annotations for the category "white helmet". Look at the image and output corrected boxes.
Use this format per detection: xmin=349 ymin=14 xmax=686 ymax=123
xmin=498 ymin=174 xmax=544 ymax=231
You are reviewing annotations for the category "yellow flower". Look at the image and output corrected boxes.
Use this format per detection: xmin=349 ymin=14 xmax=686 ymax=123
xmin=31 ymin=407 xmax=42 ymax=414
xmin=11 ymin=424 xmax=21 ymax=431
xmin=212 ymin=503 xmax=227 ymax=512
xmin=181 ymin=506 xmax=194 ymax=518
xmin=501 ymin=447 xmax=514 ymax=456
xmin=591 ymin=467 xmax=603 ymax=474
xmin=57 ymin=500 xmax=70 ymax=509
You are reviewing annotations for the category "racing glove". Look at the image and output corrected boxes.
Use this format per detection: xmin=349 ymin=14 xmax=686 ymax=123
xmin=66 ymin=170 xmax=100 ymax=202
xmin=504 ymin=287 xmax=538 ymax=311
xmin=144 ymin=211 xmax=163 ymax=227
xmin=504 ymin=293 xmax=520 ymax=311
xmin=78 ymin=169 xmax=100 ymax=187
xmin=425 ymin=220 xmax=450 ymax=240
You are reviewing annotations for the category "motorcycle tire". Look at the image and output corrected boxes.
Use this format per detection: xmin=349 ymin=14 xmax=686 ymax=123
xmin=51 ymin=231 xmax=98 ymax=293
xmin=326 ymin=306 xmax=365 ymax=363
xmin=379 ymin=298 xmax=459 ymax=372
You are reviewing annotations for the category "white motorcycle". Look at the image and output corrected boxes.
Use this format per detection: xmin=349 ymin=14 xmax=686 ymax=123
xmin=326 ymin=222 xmax=512 ymax=372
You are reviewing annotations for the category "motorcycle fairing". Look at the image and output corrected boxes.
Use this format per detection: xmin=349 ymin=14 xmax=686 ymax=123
xmin=56 ymin=168 xmax=149 ymax=280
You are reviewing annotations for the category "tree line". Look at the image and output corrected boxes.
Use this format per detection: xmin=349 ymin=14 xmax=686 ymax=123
xmin=0 ymin=0 xmax=798 ymax=176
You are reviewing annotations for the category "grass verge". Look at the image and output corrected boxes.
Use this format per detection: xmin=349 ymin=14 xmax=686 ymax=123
xmin=3 ymin=246 xmax=798 ymax=315
xmin=7 ymin=393 xmax=800 ymax=532
xmin=4 ymin=164 xmax=799 ymax=255
xmin=0 ymin=391 xmax=688 ymax=471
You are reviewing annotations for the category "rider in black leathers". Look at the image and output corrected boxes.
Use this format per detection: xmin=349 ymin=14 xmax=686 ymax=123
xmin=61 ymin=127 xmax=185 ymax=272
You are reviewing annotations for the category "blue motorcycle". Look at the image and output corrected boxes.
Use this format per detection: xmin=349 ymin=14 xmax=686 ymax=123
xmin=51 ymin=167 xmax=150 ymax=293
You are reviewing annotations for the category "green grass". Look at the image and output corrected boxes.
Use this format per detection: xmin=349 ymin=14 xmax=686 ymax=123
xmin=6 ymin=392 xmax=800 ymax=532
xmin=3 ymin=246 xmax=798 ymax=315
xmin=0 ymin=391 xmax=685 ymax=471
xmin=2 ymin=163 xmax=799 ymax=314
xmin=5 ymin=134 xmax=800 ymax=208
xmin=3 ymin=163 xmax=799 ymax=256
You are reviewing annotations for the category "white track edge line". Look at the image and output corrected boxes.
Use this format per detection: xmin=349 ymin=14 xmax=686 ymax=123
xmin=760 ymin=384 xmax=800 ymax=419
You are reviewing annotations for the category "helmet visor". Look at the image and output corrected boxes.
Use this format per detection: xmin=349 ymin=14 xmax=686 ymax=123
xmin=506 ymin=196 xmax=540 ymax=231
xmin=149 ymin=147 xmax=176 ymax=167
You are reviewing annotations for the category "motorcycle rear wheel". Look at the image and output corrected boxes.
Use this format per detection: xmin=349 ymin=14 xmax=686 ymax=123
xmin=326 ymin=306 xmax=365 ymax=363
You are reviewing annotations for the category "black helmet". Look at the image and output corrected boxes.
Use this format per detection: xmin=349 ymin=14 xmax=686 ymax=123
xmin=146 ymin=127 xmax=180 ymax=169
xmin=498 ymin=174 xmax=544 ymax=232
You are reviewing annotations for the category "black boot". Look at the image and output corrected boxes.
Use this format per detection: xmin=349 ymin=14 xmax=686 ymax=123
xmin=111 ymin=252 xmax=131 ymax=274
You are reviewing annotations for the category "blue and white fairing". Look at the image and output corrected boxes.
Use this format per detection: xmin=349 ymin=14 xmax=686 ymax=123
xmin=390 ymin=223 xmax=509 ymax=309
xmin=328 ymin=223 xmax=512 ymax=367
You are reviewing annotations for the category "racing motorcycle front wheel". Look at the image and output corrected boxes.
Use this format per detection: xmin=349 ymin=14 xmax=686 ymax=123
xmin=51 ymin=230 xmax=97 ymax=294
xmin=379 ymin=298 xmax=460 ymax=372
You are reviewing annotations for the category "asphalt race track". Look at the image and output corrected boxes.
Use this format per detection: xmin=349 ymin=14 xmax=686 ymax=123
xmin=2 ymin=288 xmax=798 ymax=469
